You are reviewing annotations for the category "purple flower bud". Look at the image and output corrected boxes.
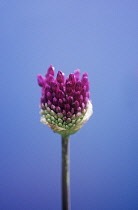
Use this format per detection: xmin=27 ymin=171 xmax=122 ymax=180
xmin=75 ymin=81 xmax=82 ymax=91
xmin=37 ymin=75 xmax=45 ymax=87
xmin=74 ymin=69 xmax=80 ymax=81
xmin=53 ymin=97 xmax=58 ymax=105
xmin=47 ymin=100 xmax=52 ymax=107
xmin=63 ymin=116 xmax=67 ymax=121
xmin=46 ymin=92 xmax=52 ymax=100
xmin=66 ymin=82 xmax=73 ymax=93
xmin=37 ymin=65 xmax=93 ymax=135
xmin=58 ymin=83 xmax=64 ymax=91
xmin=46 ymin=65 xmax=55 ymax=77
xmin=56 ymin=106 xmax=61 ymax=113
xmin=81 ymin=86 xmax=87 ymax=97
xmin=77 ymin=107 xmax=81 ymax=112
xmin=81 ymin=76 xmax=88 ymax=85
xmin=46 ymin=74 xmax=54 ymax=85
xmin=86 ymin=92 xmax=90 ymax=98
xmin=79 ymin=95 xmax=83 ymax=103
xmin=62 ymin=110 xmax=66 ymax=116
xmin=51 ymin=81 xmax=58 ymax=92
xmin=74 ymin=91 xmax=80 ymax=101
xmin=58 ymin=99 xmax=63 ymax=108
xmin=71 ymin=108 xmax=74 ymax=114
xmin=66 ymin=96 xmax=73 ymax=104
xmin=69 ymin=73 xmax=76 ymax=85
xmin=45 ymin=84 xmax=52 ymax=93
xmin=57 ymin=71 xmax=65 ymax=83
xmin=74 ymin=100 xmax=79 ymax=110
xmin=84 ymin=97 xmax=88 ymax=105
xmin=51 ymin=104 xmax=56 ymax=110
xmin=67 ymin=118 xmax=71 ymax=123
xmin=57 ymin=90 xmax=64 ymax=99
xmin=81 ymin=102 xmax=85 ymax=109
xmin=67 ymin=112 xmax=72 ymax=118
xmin=64 ymin=104 xmax=70 ymax=112
xmin=82 ymin=72 xmax=88 ymax=77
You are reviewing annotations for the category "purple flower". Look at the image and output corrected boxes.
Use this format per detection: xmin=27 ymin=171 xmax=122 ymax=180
xmin=37 ymin=65 xmax=93 ymax=136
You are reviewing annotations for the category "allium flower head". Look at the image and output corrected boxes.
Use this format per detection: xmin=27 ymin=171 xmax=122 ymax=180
xmin=37 ymin=65 xmax=93 ymax=136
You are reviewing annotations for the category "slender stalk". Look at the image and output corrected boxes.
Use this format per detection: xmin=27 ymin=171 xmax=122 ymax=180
xmin=61 ymin=135 xmax=70 ymax=210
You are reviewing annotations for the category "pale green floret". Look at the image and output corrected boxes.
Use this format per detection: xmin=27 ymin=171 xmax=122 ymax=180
xmin=68 ymin=123 xmax=73 ymax=127
xmin=66 ymin=118 xmax=71 ymax=123
xmin=44 ymin=110 xmax=48 ymax=114
xmin=51 ymin=121 xmax=55 ymax=125
xmin=58 ymin=118 xmax=63 ymax=123
xmin=57 ymin=113 xmax=63 ymax=118
xmin=65 ymin=125 xmax=69 ymax=129
xmin=71 ymin=114 xmax=76 ymax=120
xmin=72 ymin=119 xmax=76 ymax=124
xmin=51 ymin=116 xmax=55 ymax=121
xmin=50 ymin=110 xmax=56 ymax=116
xmin=54 ymin=115 xmax=58 ymax=119
xmin=45 ymin=114 xmax=51 ymax=119
xmin=76 ymin=112 xmax=82 ymax=119
xmin=58 ymin=123 xmax=63 ymax=127
xmin=76 ymin=118 xmax=82 ymax=124
xmin=47 ymin=118 xmax=51 ymax=123
xmin=40 ymin=110 xmax=45 ymax=115
xmin=46 ymin=107 xmax=51 ymax=113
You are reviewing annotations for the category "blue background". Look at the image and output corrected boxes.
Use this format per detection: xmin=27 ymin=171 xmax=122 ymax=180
xmin=0 ymin=1 xmax=138 ymax=209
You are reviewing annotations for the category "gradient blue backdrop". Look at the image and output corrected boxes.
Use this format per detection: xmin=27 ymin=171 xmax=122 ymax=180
xmin=0 ymin=1 xmax=138 ymax=210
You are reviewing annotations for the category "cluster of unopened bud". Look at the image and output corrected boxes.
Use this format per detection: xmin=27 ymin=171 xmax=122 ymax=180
xmin=37 ymin=65 xmax=93 ymax=136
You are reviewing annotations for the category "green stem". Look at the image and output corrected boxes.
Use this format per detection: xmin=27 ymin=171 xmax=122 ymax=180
xmin=61 ymin=135 xmax=70 ymax=210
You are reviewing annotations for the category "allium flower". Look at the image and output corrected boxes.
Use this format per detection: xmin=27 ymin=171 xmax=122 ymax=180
xmin=37 ymin=65 xmax=93 ymax=137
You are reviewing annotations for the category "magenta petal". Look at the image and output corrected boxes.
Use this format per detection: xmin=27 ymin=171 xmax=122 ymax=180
xmin=37 ymin=75 xmax=45 ymax=87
